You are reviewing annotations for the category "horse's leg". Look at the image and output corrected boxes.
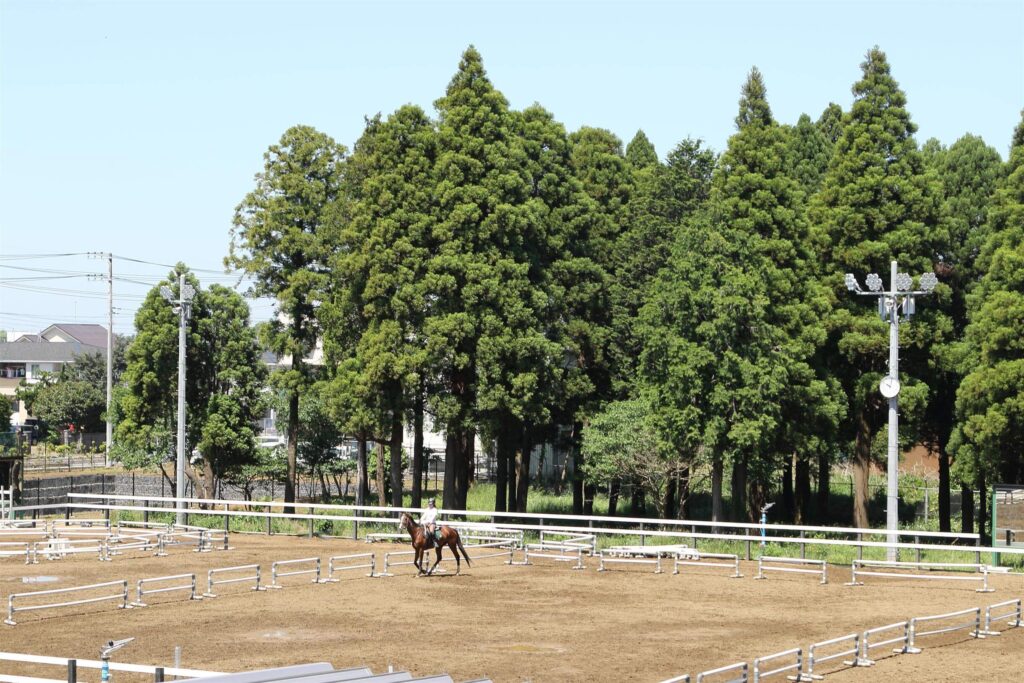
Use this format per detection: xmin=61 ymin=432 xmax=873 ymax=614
xmin=413 ymin=544 xmax=424 ymax=575
xmin=451 ymin=539 xmax=461 ymax=575
xmin=428 ymin=545 xmax=442 ymax=575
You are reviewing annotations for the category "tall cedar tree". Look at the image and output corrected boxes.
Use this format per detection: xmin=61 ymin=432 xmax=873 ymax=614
xmin=951 ymin=113 xmax=1024 ymax=538
xmin=229 ymin=126 xmax=347 ymax=510
xmin=341 ymin=105 xmax=437 ymax=507
xmin=512 ymin=106 xmax=615 ymax=515
xmin=810 ymin=48 xmax=943 ymax=527
xmin=642 ymin=68 xmax=833 ymax=522
xmin=428 ymin=47 xmax=539 ymax=509
xmin=920 ymin=134 xmax=1005 ymax=531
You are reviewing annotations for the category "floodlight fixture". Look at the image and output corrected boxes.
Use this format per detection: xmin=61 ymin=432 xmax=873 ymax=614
xmin=896 ymin=272 xmax=913 ymax=292
xmin=920 ymin=272 xmax=938 ymax=292
xmin=181 ymin=283 xmax=196 ymax=302
xmin=844 ymin=273 xmax=861 ymax=292
xmin=865 ymin=273 xmax=883 ymax=292
xmin=160 ymin=286 xmax=174 ymax=302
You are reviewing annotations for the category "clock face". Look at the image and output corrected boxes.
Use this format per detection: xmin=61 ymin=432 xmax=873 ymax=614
xmin=879 ymin=376 xmax=901 ymax=398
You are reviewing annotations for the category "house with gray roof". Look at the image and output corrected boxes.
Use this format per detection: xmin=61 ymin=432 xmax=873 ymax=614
xmin=1 ymin=324 xmax=107 ymax=426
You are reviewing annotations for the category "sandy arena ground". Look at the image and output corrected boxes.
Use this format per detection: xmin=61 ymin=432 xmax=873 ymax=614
xmin=1 ymin=532 xmax=1022 ymax=682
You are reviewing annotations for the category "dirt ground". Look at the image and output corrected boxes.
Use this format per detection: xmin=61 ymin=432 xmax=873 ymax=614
xmin=1 ymin=532 xmax=1022 ymax=682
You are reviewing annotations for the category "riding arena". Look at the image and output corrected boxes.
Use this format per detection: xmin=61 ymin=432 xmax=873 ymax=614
xmin=1 ymin=493 xmax=1022 ymax=683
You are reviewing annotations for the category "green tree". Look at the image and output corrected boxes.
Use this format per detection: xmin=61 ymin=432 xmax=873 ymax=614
xmin=68 ymin=334 xmax=129 ymax=388
xmin=116 ymin=269 xmax=266 ymax=498
xmin=817 ymin=102 xmax=844 ymax=145
xmin=30 ymin=380 xmax=105 ymax=441
xmin=228 ymin=125 xmax=347 ymax=509
xmin=951 ymin=113 xmax=1024 ymax=538
xmin=643 ymin=67 xmax=834 ymax=522
xmin=625 ymin=130 xmax=659 ymax=168
xmin=920 ymin=133 xmax=1004 ymax=531
xmin=787 ymin=113 xmax=831 ymax=195
xmin=810 ymin=47 xmax=943 ymax=527
xmin=425 ymin=46 xmax=541 ymax=509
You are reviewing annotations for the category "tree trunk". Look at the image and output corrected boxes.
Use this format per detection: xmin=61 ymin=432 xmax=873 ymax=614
xmin=443 ymin=431 xmax=459 ymax=510
xmin=795 ymin=457 xmax=811 ymax=524
xmin=515 ymin=428 xmax=532 ymax=513
xmin=412 ymin=396 xmax=424 ymax=508
xmin=731 ymin=455 xmax=747 ymax=521
xmin=375 ymin=442 xmax=387 ymax=507
xmin=938 ymin=446 xmax=951 ymax=533
xmin=506 ymin=438 xmax=517 ymax=513
xmin=816 ymin=449 xmax=830 ymax=522
xmin=781 ymin=457 xmax=794 ymax=523
xmin=630 ymin=480 xmax=645 ymax=516
xmin=712 ymin=453 xmax=723 ymax=526
xmin=356 ymin=437 xmax=369 ymax=507
xmin=853 ymin=408 xmax=872 ymax=528
xmin=494 ymin=427 xmax=509 ymax=513
xmin=961 ymin=484 xmax=974 ymax=535
xmin=285 ymin=390 xmax=299 ymax=513
xmin=678 ymin=466 xmax=691 ymax=520
xmin=318 ymin=468 xmax=329 ymax=503
xmin=663 ymin=476 xmax=677 ymax=520
xmin=608 ymin=479 xmax=621 ymax=516
xmin=978 ymin=471 xmax=988 ymax=543
xmin=571 ymin=422 xmax=583 ymax=515
xmin=389 ymin=415 xmax=403 ymax=508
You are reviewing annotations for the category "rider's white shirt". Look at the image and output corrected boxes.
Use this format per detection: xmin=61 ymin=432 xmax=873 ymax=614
xmin=420 ymin=507 xmax=438 ymax=526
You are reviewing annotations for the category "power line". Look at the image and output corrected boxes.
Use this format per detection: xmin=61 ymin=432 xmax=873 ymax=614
xmin=0 ymin=252 xmax=89 ymax=261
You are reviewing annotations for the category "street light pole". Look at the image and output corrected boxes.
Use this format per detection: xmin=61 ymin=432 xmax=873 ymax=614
xmin=845 ymin=261 xmax=937 ymax=562
xmin=161 ymin=274 xmax=195 ymax=525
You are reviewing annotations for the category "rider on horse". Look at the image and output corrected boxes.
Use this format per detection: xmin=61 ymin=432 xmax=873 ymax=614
xmin=420 ymin=498 xmax=438 ymax=548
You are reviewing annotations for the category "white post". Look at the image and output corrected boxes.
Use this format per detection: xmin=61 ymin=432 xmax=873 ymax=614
xmin=886 ymin=260 xmax=900 ymax=563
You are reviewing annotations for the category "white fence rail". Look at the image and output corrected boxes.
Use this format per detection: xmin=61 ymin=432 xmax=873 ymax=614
xmin=204 ymin=564 xmax=263 ymax=597
xmin=751 ymin=647 xmax=800 ymax=682
xmin=132 ymin=573 xmax=198 ymax=607
xmin=905 ymin=607 xmax=983 ymax=653
xmin=5 ymin=580 xmax=128 ymax=626
xmin=855 ymin=620 xmax=910 ymax=665
xmin=269 ymin=557 xmax=323 ymax=588
xmin=981 ymin=598 xmax=1023 ymax=635
xmin=695 ymin=661 xmax=747 ymax=683
xmin=0 ymin=651 xmax=221 ymax=681
xmin=802 ymin=633 xmax=859 ymax=679
xmin=755 ymin=556 xmax=827 ymax=584
xmin=325 ymin=553 xmax=376 ymax=580
xmin=848 ymin=559 xmax=994 ymax=592
xmin=674 ymin=552 xmax=743 ymax=578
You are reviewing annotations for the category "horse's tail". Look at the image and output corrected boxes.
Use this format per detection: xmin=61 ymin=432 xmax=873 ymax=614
xmin=456 ymin=534 xmax=472 ymax=566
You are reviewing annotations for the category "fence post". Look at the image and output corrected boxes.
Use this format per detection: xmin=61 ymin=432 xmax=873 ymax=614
xmin=800 ymin=530 xmax=806 ymax=559
xmin=915 ymin=535 xmax=922 ymax=564
xmin=640 ymin=523 xmax=645 ymax=546
xmin=67 ymin=660 xmax=76 ymax=683
xmin=267 ymin=513 xmax=272 ymax=536
xmin=154 ymin=668 xmax=164 ymax=683
xmin=857 ymin=533 xmax=863 ymax=560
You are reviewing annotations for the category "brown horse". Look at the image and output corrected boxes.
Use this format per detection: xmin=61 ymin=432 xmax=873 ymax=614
xmin=399 ymin=512 xmax=472 ymax=576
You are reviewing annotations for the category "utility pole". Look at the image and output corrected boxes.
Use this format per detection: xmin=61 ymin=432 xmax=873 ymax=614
xmin=845 ymin=262 xmax=937 ymax=561
xmin=161 ymin=274 xmax=195 ymax=524
xmin=105 ymin=253 xmax=113 ymax=467
xmin=88 ymin=252 xmax=114 ymax=467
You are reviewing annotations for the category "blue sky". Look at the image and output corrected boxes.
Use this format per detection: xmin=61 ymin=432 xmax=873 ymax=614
xmin=1 ymin=0 xmax=1022 ymax=335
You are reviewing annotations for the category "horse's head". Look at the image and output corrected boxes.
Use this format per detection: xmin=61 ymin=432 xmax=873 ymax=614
xmin=399 ymin=512 xmax=411 ymax=530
